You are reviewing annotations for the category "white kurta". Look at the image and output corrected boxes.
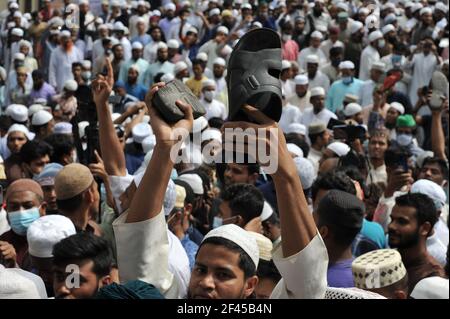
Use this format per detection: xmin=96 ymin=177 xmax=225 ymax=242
xmin=143 ymin=41 xmax=161 ymax=64
xmin=114 ymin=36 xmax=132 ymax=62
xmin=358 ymin=79 xmax=376 ymax=107
xmin=279 ymin=103 xmax=303 ymax=133
xmin=282 ymin=79 xmax=296 ymax=100
xmin=359 ymin=45 xmax=380 ymax=81
xmin=287 ymin=91 xmax=312 ymax=112
xmin=48 ymin=46 xmax=83 ymax=92
xmin=200 ymin=98 xmax=227 ymax=120
xmin=300 ymin=107 xmax=337 ymax=128
xmin=298 ymin=47 xmax=328 ymax=71
xmin=309 ymin=71 xmax=330 ymax=91
xmin=405 ymin=53 xmax=440 ymax=105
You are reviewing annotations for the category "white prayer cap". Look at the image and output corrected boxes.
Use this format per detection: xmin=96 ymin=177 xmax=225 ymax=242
xmin=193 ymin=116 xmax=208 ymax=133
xmin=167 ymin=39 xmax=179 ymax=49
xmin=252 ymin=21 xmax=263 ymax=29
xmin=78 ymin=121 xmax=89 ymax=138
xmin=60 ymin=30 xmax=71 ymax=38
xmin=49 ymin=17 xmax=64 ymax=27
xmin=105 ymin=23 xmax=114 ymax=30
xmin=382 ymin=2 xmax=395 ymax=10
xmin=281 ymin=60 xmax=291 ymax=70
xmin=368 ymin=30 xmax=383 ymax=43
xmin=412 ymin=3 xmax=423 ymax=13
xmin=420 ymin=7 xmax=432 ymax=15
xmin=157 ymin=42 xmax=168 ymax=50
xmin=19 ymin=39 xmax=31 ymax=49
xmin=350 ymin=21 xmax=364 ymax=34
xmin=410 ymin=277 xmax=449 ymax=299
xmin=294 ymin=157 xmax=316 ymax=189
xmin=339 ymin=60 xmax=355 ymax=70
xmin=202 ymin=128 xmax=222 ymax=143
xmin=365 ymin=15 xmax=379 ymax=29
xmin=131 ymin=41 xmax=143 ymax=50
xmin=13 ymin=52 xmax=25 ymax=61
xmin=27 ymin=215 xmax=76 ymax=258
xmin=50 ymin=29 xmax=60 ymax=36
xmin=111 ymin=0 xmax=121 ymax=6
xmin=371 ymin=61 xmax=386 ymax=72
xmin=336 ymin=2 xmax=348 ymax=11
xmin=382 ymin=24 xmax=396 ymax=35
xmin=352 ymin=249 xmax=407 ymax=290
xmin=287 ymin=143 xmax=303 ymax=158
xmin=411 ymin=179 xmax=447 ymax=210
xmin=113 ymin=21 xmax=126 ymax=31
xmin=165 ymin=2 xmax=176 ymax=11
xmin=129 ymin=64 xmax=140 ymax=72
xmin=202 ymin=79 xmax=216 ymax=90
xmin=384 ymin=13 xmax=397 ymax=25
xmin=405 ymin=2 xmax=415 ymax=9
xmin=0 ymin=67 xmax=6 ymax=81
xmin=260 ymin=201 xmax=274 ymax=222
xmin=213 ymin=57 xmax=226 ymax=67
xmin=174 ymin=61 xmax=188 ymax=74
xmin=28 ymin=104 xmax=44 ymax=117
xmin=0 ymin=265 xmax=47 ymax=299
xmin=248 ymin=231 xmax=273 ymax=262
xmin=32 ymin=110 xmax=53 ymax=126
xmin=310 ymin=30 xmax=323 ymax=40
xmin=11 ymin=28 xmax=23 ymax=37
xmin=196 ymin=52 xmax=208 ymax=62
xmin=54 ymin=122 xmax=73 ymax=135
xmin=217 ymin=26 xmax=229 ymax=35
xmin=132 ymin=123 xmax=152 ymax=143
xmin=203 ymin=224 xmax=259 ymax=268
xmin=358 ymin=7 xmax=370 ymax=15
xmin=344 ymin=103 xmax=362 ymax=117
xmin=242 ymin=3 xmax=252 ymax=9
xmin=7 ymin=104 xmax=28 ymax=122
xmin=306 ymin=54 xmax=320 ymax=64
xmin=187 ymin=26 xmax=198 ymax=34
xmin=161 ymin=73 xmax=175 ymax=83
xmin=81 ymin=60 xmax=92 ymax=69
xmin=163 ymin=179 xmax=177 ymax=216
xmin=435 ymin=2 xmax=448 ymax=13
xmin=64 ymin=79 xmax=78 ymax=92
xmin=177 ymin=173 xmax=204 ymax=195
xmin=152 ymin=9 xmax=162 ymax=17
xmin=142 ymin=134 xmax=156 ymax=153
xmin=310 ymin=87 xmax=325 ymax=97
xmin=389 ymin=102 xmax=405 ymax=115
xmin=7 ymin=124 xmax=33 ymax=140
xmin=286 ymin=123 xmax=307 ymax=135
xmin=209 ymin=8 xmax=221 ymax=17
xmin=78 ymin=0 xmax=89 ymax=5
xmin=135 ymin=16 xmax=145 ymax=24
xmin=13 ymin=11 xmax=22 ymax=18
xmin=96 ymin=17 xmax=104 ymax=25
xmin=327 ymin=142 xmax=351 ymax=157
xmin=9 ymin=2 xmax=19 ymax=9
xmin=294 ymin=74 xmax=309 ymax=85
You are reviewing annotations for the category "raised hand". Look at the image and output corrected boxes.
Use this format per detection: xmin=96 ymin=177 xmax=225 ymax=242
xmin=92 ymin=57 xmax=114 ymax=108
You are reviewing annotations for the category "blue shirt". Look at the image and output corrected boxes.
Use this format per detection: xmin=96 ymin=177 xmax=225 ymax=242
xmin=131 ymin=34 xmax=152 ymax=47
xmin=327 ymin=258 xmax=355 ymax=288
xmin=181 ymin=234 xmax=199 ymax=271
xmin=125 ymin=82 xmax=148 ymax=101
xmin=326 ymin=78 xmax=364 ymax=113
xmin=361 ymin=219 xmax=386 ymax=249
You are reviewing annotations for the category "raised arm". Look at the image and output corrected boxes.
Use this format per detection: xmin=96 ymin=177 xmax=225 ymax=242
xmin=431 ymin=98 xmax=448 ymax=161
xmin=92 ymin=58 xmax=127 ymax=176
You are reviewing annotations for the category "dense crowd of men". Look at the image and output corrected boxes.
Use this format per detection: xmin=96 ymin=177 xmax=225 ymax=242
xmin=0 ymin=0 xmax=449 ymax=300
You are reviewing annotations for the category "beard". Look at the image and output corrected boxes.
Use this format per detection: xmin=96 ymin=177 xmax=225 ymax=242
xmin=296 ymin=91 xmax=307 ymax=98
xmin=388 ymin=230 xmax=420 ymax=249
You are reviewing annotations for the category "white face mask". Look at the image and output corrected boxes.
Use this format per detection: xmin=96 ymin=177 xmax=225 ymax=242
xmin=378 ymin=39 xmax=386 ymax=48
xmin=282 ymin=33 xmax=292 ymax=42
xmin=397 ymin=133 xmax=413 ymax=146
xmin=212 ymin=216 xmax=223 ymax=229
xmin=204 ymin=90 xmax=215 ymax=102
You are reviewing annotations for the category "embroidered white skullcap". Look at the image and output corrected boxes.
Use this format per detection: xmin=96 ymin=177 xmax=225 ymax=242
xmin=49 ymin=17 xmax=64 ymax=27
xmin=142 ymin=134 xmax=156 ymax=153
xmin=96 ymin=17 xmax=104 ymax=25
xmin=384 ymin=13 xmax=397 ymax=25
xmin=410 ymin=277 xmax=449 ymax=299
xmin=350 ymin=21 xmax=364 ymax=34
xmin=27 ymin=215 xmax=76 ymax=258
xmin=13 ymin=52 xmax=25 ymax=61
xmin=260 ymin=201 xmax=274 ymax=222
xmin=54 ymin=122 xmax=72 ymax=135
xmin=371 ymin=61 xmax=386 ymax=72
xmin=281 ymin=60 xmax=291 ymax=70
xmin=201 ymin=79 xmax=216 ymax=90
xmin=213 ymin=57 xmax=226 ymax=67
xmin=336 ymin=2 xmax=349 ymax=11
xmin=164 ymin=2 xmax=176 ymax=11
xmin=287 ymin=143 xmax=303 ymax=158
xmin=389 ymin=102 xmax=405 ymax=115
xmin=352 ymin=249 xmax=407 ymax=289
xmin=217 ymin=26 xmax=229 ymax=35
xmin=202 ymin=128 xmax=222 ymax=143
xmin=327 ymin=142 xmax=351 ymax=157
xmin=358 ymin=7 xmax=370 ymax=15
xmin=411 ymin=179 xmax=447 ymax=210
xmin=196 ymin=52 xmax=208 ymax=62
xmin=7 ymin=104 xmax=28 ymax=122
xmin=152 ymin=9 xmax=161 ymax=17
xmin=0 ymin=265 xmax=47 ymax=299
xmin=294 ymin=157 xmax=316 ymax=189
xmin=9 ymin=2 xmax=19 ymax=10
xmin=382 ymin=24 xmax=396 ymax=35
xmin=177 ymin=173 xmax=204 ymax=195
xmin=203 ymin=224 xmax=259 ymax=268
xmin=311 ymin=30 xmax=323 ymax=40
xmin=242 ymin=3 xmax=252 ymax=9
xmin=294 ymin=74 xmax=308 ymax=85
xmin=32 ymin=110 xmax=53 ymax=126
xmin=325 ymin=287 xmax=386 ymax=299
xmin=174 ymin=61 xmax=188 ymax=74
xmin=248 ymin=231 xmax=273 ymax=262
xmin=339 ymin=60 xmax=355 ymax=70
xmin=27 ymin=104 xmax=44 ymax=117
xmin=131 ymin=41 xmax=143 ymax=50
xmin=306 ymin=54 xmax=320 ymax=64
xmin=64 ymin=79 xmax=78 ymax=91
xmin=285 ymin=123 xmax=307 ymax=135
xmin=343 ymin=103 xmax=362 ymax=117
xmin=135 ymin=16 xmax=145 ymax=24
xmin=310 ymin=87 xmax=325 ymax=97
xmin=132 ymin=123 xmax=152 ymax=143
xmin=368 ymin=30 xmax=383 ymax=42
xmin=187 ymin=26 xmax=198 ymax=34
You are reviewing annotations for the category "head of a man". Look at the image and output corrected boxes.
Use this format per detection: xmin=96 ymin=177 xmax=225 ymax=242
xmin=311 ymin=171 xmax=357 ymax=210
xmin=44 ymin=134 xmax=76 ymax=166
xmin=218 ymin=183 xmax=264 ymax=228
xmin=32 ymin=69 xmax=45 ymax=90
xmin=418 ymin=157 xmax=448 ymax=187
xmin=308 ymin=123 xmax=330 ymax=149
xmin=388 ymin=193 xmax=437 ymax=249
xmin=150 ymin=26 xmax=162 ymax=42
xmin=54 ymin=164 xmax=100 ymax=229
xmin=223 ymin=162 xmax=260 ymax=186
xmin=112 ymin=44 xmax=124 ymax=60
xmin=368 ymin=129 xmax=390 ymax=162
xmin=127 ymin=66 xmax=139 ymax=85
xmin=188 ymin=225 xmax=259 ymax=299
xmin=310 ymin=90 xmax=325 ymax=114
xmin=35 ymin=163 xmax=64 ymax=214
xmin=5 ymin=179 xmax=46 ymax=237
xmin=7 ymin=129 xmax=28 ymax=154
xmin=52 ymin=232 xmax=113 ymax=299
xmin=192 ymin=59 xmax=205 ymax=79
xmin=19 ymin=140 xmax=52 ymax=177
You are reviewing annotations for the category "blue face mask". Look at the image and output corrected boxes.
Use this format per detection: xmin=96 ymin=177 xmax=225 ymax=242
xmin=8 ymin=207 xmax=41 ymax=236
xmin=391 ymin=54 xmax=402 ymax=65
xmin=396 ymin=133 xmax=413 ymax=147
xmin=342 ymin=76 xmax=353 ymax=85
xmin=212 ymin=216 xmax=223 ymax=229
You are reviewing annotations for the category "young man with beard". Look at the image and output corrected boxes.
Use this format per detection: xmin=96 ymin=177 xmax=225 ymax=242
xmin=306 ymin=55 xmax=330 ymax=91
xmin=366 ymin=129 xmax=389 ymax=187
xmin=29 ymin=70 xmax=55 ymax=105
xmin=118 ymin=42 xmax=149 ymax=85
xmin=48 ymin=30 xmax=83 ymax=92
xmin=388 ymin=193 xmax=446 ymax=295
xmin=301 ymin=87 xmax=337 ymax=128
xmin=125 ymin=66 xmax=147 ymax=101
xmin=212 ymin=57 xmax=227 ymax=101
xmin=359 ymin=30 xmax=384 ymax=81
xmin=144 ymin=43 xmax=175 ymax=88
xmin=287 ymin=74 xmax=311 ymax=112
xmin=143 ymin=26 xmax=165 ymax=63
xmin=306 ymin=122 xmax=330 ymax=174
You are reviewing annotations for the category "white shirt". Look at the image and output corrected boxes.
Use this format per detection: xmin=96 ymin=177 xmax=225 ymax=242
xmin=300 ymin=106 xmax=337 ymax=128
xmin=214 ymin=76 xmax=227 ymax=97
xmin=359 ymin=45 xmax=380 ymax=81
xmin=143 ymin=41 xmax=161 ymax=64
xmin=320 ymin=39 xmax=344 ymax=61
xmin=405 ymin=53 xmax=440 ymax=105
xmin=309 ymin=71 xmax=330 ymax=91
xmin=129 ymin=14 xmax=150 ymax=39
xmin=298 ymin=47 xmax=328 ymax=71
xmin=307 ymin=147 xmax=323 ymax=175
xmin=282 ymin=79 xmax=296 ymax=100
xmin=287 ymin=91 xmax=312 ymax=112
xmin=279 ymin=103 xmax=302 ymax=133
xmin=92 ymin=38 xmax=106 ymax=63
xmin=200 ymin=98 xmax=227 ymax=120
xmin=427 ymin=232 xmax=447 ymax=267
xmin=358 ymin=79 xmax=377 ymax=107
xmin=0 ymin=208 xmax=10 ymax=236
xmin=114 ymin=36 xmax=132 ymax=62
xmin=366 ymin=163 xmax=387 ymax=187
xmin=48 ymin=46 xmax=83 ymax=92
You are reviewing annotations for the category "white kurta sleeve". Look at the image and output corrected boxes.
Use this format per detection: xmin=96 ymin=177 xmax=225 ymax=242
xmin=112 ymin=208 xmax=180 ymax=298
xmin=270 ymin=234 xmax=328 ymax=299
xmin=48 ymin=50 xmax=57 ymax=89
